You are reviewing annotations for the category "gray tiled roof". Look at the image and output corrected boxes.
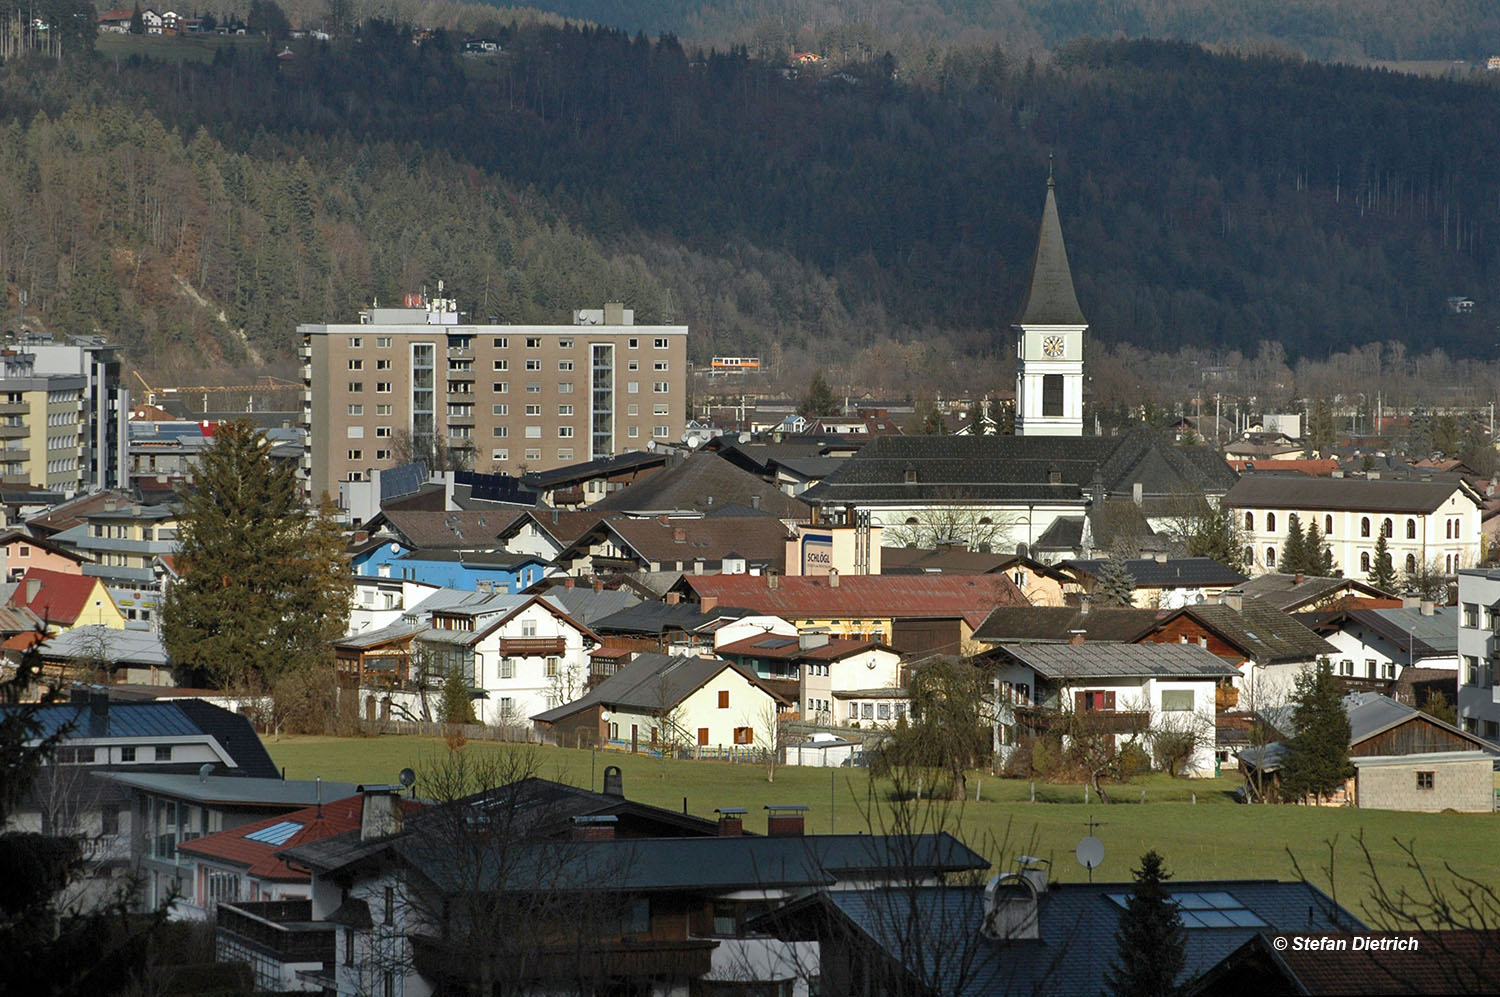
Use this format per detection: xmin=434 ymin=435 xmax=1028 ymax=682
xmin=532 ymin=653 xmax=780 ymax=722
xmin=1177 ymin=601 xmax=1336 ymax=664
xmin=1066 ymin=557 xmax=1246 ymax=588
xmin=36 ymin=624 xmax=169 ymax=667
xmin=94 ymin=773 xmax=361 ymax=806
xmin=545 ymin=586 xmax=642 ymax=626
xmin=1343 ymin=606 xmax=1458 ymax=658
xmin=1226 ymin=573 xmax=1393 ymax=611
xmin=805 ymin=879 xmax=1361 ymax=996
xmin=993 ymin=642 xmax=1237 ymax=679
xmin=591 ymin=453 xmax=808 ymax=518
xmin=973 ymin=607 xmax=1160 ymax=643
xmin=1222 ymin=476 xmax=1475 ymax=514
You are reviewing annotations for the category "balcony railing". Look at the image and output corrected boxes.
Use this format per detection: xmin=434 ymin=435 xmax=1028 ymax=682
xmin=1016 ymin=706 xmax=1152 ymax=737
xmin=498 ymin=637 xmax=568 ymax=656
xmin=216 ymin=901 xmax=336 ymax=965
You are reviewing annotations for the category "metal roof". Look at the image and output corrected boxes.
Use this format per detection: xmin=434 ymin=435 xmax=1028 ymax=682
xmin=993 ymin=642 xmax=1238 ymax=679
xmin=1065 ymin=557 xmax=1246 ymax=588
xmin=1017 ymin=177 xmax=1087 ymax=327
xmin=1222 ymin=475 xmax=1476 ymax=514
xmin=94 ymin=773 xmax=362 ymax=806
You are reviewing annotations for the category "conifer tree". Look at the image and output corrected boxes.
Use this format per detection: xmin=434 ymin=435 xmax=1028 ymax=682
xmin=440 ymin=662 xmax=478 ymax=725
xmin=1367 ymin=533 xmax=1397 ymax=592
xmin=1279 ymin=663 xmax=1355 ymax=804
xmin=1105 ymin=850 xmax=1186 ymax=997
xmin=1096 ymin=549 xmax=1137 ymax=607
xmin=1301 ymin=520 xmax=1333 ymax=577
xmin=1279 ymin=514 xmax=1306 ymax=575
xmin=163 ymin=421 xmax=352 ymax=695
xmin=1185 ymin=505 xmax=1247 ymax=574
xmin=800 ymin=370 xmax=840 ymax=417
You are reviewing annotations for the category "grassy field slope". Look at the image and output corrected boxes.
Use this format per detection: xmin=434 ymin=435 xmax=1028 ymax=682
xmin=265 ymin=734 xmax=1496 ymax=920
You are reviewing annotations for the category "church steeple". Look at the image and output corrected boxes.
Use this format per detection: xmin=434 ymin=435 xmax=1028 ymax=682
xmin=1014 ymin=170 xmax=1088 ymax=438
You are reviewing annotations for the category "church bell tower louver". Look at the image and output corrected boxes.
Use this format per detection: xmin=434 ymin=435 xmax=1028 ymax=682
xmin=1014 ymin=168 xmax=1087 ymax=437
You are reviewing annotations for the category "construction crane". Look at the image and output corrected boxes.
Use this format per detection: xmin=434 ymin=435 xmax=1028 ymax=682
xmin=131 ymin=372 xmax=301 ymax=411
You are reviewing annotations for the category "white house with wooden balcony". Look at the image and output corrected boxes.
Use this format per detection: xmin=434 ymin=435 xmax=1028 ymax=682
xmin=1222 ymin=475 xmax=1482 ymax=578
xmin=410 ymin=593 xmax=599 ymax=726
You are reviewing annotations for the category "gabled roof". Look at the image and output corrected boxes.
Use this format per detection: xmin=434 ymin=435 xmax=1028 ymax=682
xmin=1016 ymin=177 xmax=1087 ymax=327
xmin=1158 ymin=600 xmax=1336 ymax=665
xmin=992 ymin=641 xmax=1238 ymax=679
xmin=716 ymin=634 xmax=894 ymax=662
xmin=178 ymin=794 xmax=426 ymax=881
xmin=1222 ymin=475 xmax=1479 ymax=514
xmin=95 ymin=773 xmax=360 ymax=807
xmin=589 ymin=453 xmax=808 ymax=518
xmin=1343 ymin=691 xmax=1494 ymax=751
xmin=25 ymin=489 xmax=133 ymax=538
xmin=521 ymin=451 xmax=667 ymax=489
xmin=0 ymin=528 xmax=90 ymax=563
xmin=540 ymin=585 xmax=642 ymax=626
xmin=1225 ymin=572 xmax=1395 ymax=612
xmin=370 ymin=508 xmax=525 ymax=549
xmin=531 ymin=652 xmax=788 ymax=723
xmin=589 ymin=600 xmax=751 ymax=637
xmin=35 ymin=624 xmax=168 ymax=667
xmin=681 ymin=573 xmax=1026 ymax=627
xmin=497 ymin=508 xmax=604 ymax=548
xmin=561 ymin=515 xmax=790 ymax=571
xmin=1304 ymin=606 xmax=1458 ymax=659
xmin=973 ymin=606 xmax=1160 ymax=643
xmin=9 ymin=567 xmax=108 ymax=625
xmin=1066 ymin=557 xmax=1246 ymax=588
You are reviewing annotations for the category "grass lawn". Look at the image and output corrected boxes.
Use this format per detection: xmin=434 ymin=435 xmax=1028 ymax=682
xmin=96 ymin=33 xmax=274 ymax=63
xmin=265 ymin=734 xmax=1498 ymax=921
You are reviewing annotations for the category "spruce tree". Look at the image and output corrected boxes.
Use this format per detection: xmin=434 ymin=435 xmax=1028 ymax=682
xmin=1105 ymin=850 xmax=1186 ymax=997
xmin=1301 ymin=520 xmax=1331 ymax=577
xmin=440 ymin=662 xmax=478 ymax=725
xmin=1279 ymin=514 xmax=1306 ymax=574
xmin=1096 ymin=549 xmax=1137 ymax=607
xmin=1279 ymin=663 xmax=1355 ymax=804
xmin=1367 ymin=533 xmax=1397 ymax=592
xmin=801 ymin=370 xmax=840 ymax=417
xmin=163 ymin=421 xmax=352 ymax=694
xmin=1186 ymin=506 xmax=1247 ymax=574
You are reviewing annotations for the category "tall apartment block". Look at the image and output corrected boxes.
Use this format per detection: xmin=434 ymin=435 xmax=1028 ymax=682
xmin=0 ymin=336 xmax=126 ymax=494
xmin=299 ymin=299 xmax=688 ymax=503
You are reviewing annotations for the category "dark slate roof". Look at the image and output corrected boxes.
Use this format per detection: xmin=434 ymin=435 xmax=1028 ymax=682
xmin=1016 ymin=178 xmax=1087 ymax=327
xmin=531 ymin=653 xmax=785 ymax=722
xmin=1221 ymin=476 xmax=1476 ymax=513
xmin=1170 ymin=601 xmax=1336 ymax=665
xmin=590 ymin=453 xmax=808 ymax=518
xmin=374 ymin=508 xmax=524 ymax=549
xmin=1032 ymin=515 xmax=1084 ymax=551
xmin=521 ymin=451 xmax=667 ymax=488
xmin=1066 ymin=557 xmax=1246 ymax=588
xmin=94 ymin=773 xmax=360 ymax=806
xmin=1225 ymin=573 xmax=1394 ymax=611
xmin=973 ymin=607 xmax=1160 ymax=643
xmin=589 ymin=601 xmax=750 ymax=637
xmin=803 ymin=424 xmax=1236 ymax=507
xmin=993 ymin=642 xmax=1237 ymax=679
xmin=793 ymin=879 xmax=1361 ymax=996
xmin=544 ymin=586 xmax=643 ymax=626
xmin=397 ymin=548 xmax=547 ymax=568
xmin=879 ymin=547 xmax=1017 ymax=575
xmin=568 ymin=515 xmax=790 ymax=571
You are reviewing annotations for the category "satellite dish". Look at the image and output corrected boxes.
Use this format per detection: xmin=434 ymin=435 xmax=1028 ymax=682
xmin=198 ymin=763 xmax=214 ymax=783
xmin=398 ymin=767 xmax=416 ymax=789
xmin=738 ymin=433 xmax=751 ymax=444
xmin=1076 ymin=836 xmax=1105 ymax=871
xmin=600 ymin=709 xmax=612 ymax=722
xmin=389 ymin=542 xmax=401 ymax=554
xmin=687 ymin=436 xmax=703 ymax=448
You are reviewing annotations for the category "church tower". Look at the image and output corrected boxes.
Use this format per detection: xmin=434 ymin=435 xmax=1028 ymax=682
xmin=1014 ymin=170 xmax=1087 ymax=437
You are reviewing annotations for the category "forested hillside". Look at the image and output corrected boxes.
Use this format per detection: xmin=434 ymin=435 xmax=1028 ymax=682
xmin=0 ymin=33 xmax=1497 ymax=385
xmin=513 ymin=0 xmax=1500 ymax=63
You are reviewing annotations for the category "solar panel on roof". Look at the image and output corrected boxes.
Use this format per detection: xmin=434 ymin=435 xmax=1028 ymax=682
xmin=244 ymin=820 xmax=304 ymax=846
xmin=755 ymin=637 xmax=797 ymax=649
xmin=1106 ymin=890 xmax=1266 ymax=928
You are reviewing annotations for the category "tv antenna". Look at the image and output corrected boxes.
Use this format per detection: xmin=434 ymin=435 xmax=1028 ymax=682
xmin=1075 ymin=813 xmax=1105 ymax=882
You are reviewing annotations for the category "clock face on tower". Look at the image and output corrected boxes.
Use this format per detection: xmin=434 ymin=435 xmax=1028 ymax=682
xmin=1042 ymin=335 xmax=1065 ymax=358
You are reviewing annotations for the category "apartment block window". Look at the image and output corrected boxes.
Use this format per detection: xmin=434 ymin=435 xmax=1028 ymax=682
xmin=376 ymin=382 xmax=392 ymax=393
xmin=557 ymin=448 xmax=574 ymax=460
xmin=495 ymin=424 xmax=511 ymax=437
xmin=525 ymin=337 xmax=541 ymax=348
xmin=653 ymin=381 xmax=670 ymax=393
xmin=347 ymin=450 xmax=363 ymax=461
xmin=558 ymin=427 xmax=574 ymax=438
xmin=492 ymin=449 xmax=508 ymax=461
xmin=525 ymin=360 xmax=542 ymax=371
xmin=558 ymin=360 xmax=574 ymax=371
xmin=654 ymin=426 xmax=670 ymax=438
xmin=558 ymin=382 xmax=574 ymax=394
xmin=347 ymin=404 xmax=363 ymax=415
xmin=493 ymin=360 xmax=508 ymax=371
xmin=348 ymin=381 xmax=363 ymax=392
xmin=376 ymin=404 xmax=392 ymax=415
xmin=525 ymin=449 xmax=541 ymax=461
xmin=1416 ymin=771 xmax=1435 ymax=790
xmin=558 ymin=405 xmax=574 ymax=416
xmin=450 ymin=426 xmax=472 ymax=439
xmin=376 ymin=427 xmax=392 ymax=438
xmin=348 ymin=337 xmax=363 ymax=348
xmin=653 ymin=337 xmax=669 ymax=348
xmin=347 ymin=426 xmax=364 ymax=439
xmin=348 ymin=359 xmax=364 ymax=370
xmin=628 ymin=338 xmax=639 ymax=348
xmin=627 ymin=427 xmax=640 ymax=438
xmin=493 ymin=382 xmax=508 ymax=393
xmin=627 ymin=361 xmax=640 ymax=371
xmin=376 ymin=359 xmax=391 ymax=370
xmin=627 ymin=381 xmax=639 ymax=394
xmin=376 ymin=449 xmax=391 ymax=460
xmin=1464 ymin=603 xmax=1479 ymax=628
xmin=653 ymin=404 xmax=669 ymax=416
xmin=375 ymin=336 xmax=392 ymax=348
xmin=627 ymin=404 xmax=639 ymax=416
xmin=526 ymin=383 xmax=541 ymax=393
xmin=524 ymin=404 xmax=542 ymax=416
xmin=525 ymin=426 xmax=541 ymax=438
xmin=654 ymin=361 xmax=669 ymax=371
xmin=493 ymin=337 xmax=508 ymax=348
xmin=558 ymin=338 xmax=573 ymax=349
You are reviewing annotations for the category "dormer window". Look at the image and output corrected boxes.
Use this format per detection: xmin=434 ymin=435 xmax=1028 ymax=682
xmin=904 ymin=464 xmax=918 ymax=485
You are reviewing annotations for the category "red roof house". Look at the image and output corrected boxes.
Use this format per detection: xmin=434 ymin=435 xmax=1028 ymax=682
xmin=8 ymin=567 xmax=123 ymax=630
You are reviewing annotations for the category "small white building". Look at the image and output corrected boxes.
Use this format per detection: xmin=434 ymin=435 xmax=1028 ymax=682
xmin=1306 ymin=604 xmax=1459 ymax=682
xmin=1456 ymin=568 xmax=1500 ymax=743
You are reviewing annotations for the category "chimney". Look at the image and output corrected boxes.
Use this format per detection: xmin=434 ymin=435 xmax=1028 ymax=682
xmin=1154 ymin=552 xmax=1167 ymax=564
xmin=1048 ymin=465 xmax=1062 ymax=485
xmin=767 ymin=571 xmax=779 ymax=590
xmin=765 ymin=804 xmax=807 ymax=836
xmin=1294 ymin=573 xmax=1305 ymax=584
xmin=657 ymin=513 xmax=670 ymax=526
xmin=714 ymin=807 xmax=746 ymax=836
xmin=1069 ymin=631 xmax=1086 ymax=645
xmin=701 ymin=595 xmax=718 ymax=613
xmin=602 ymin=765 xmax=624 ymax=797
xmin=751 ymin=494 xmax=761 ymax=510
xmin=357 ymin=785 xmax=405 ymax=841
xmin=1221 ymin=591 xmax=1243 ymax=611
xmin=828 ymin=568 xmax=840 ymax=588
xmin=666 ymin=592 xmax=681 ymax=605
xmin=1077 ymin=597 xmax=1090 ymax=616
xmin=353 ymin=530 xmax=370 ymax=544
xmin=673 ymin=527 xmax=686 ymax=543
xmin=1132 ymin=482 xmax=1143 ymax=506
xmin=799 ymin=630 xmax=829 ymax=651
xmin=26 ymin=577 xmax=39 ymax=604
xmin=89 ymin=688 xmax=110 ymax=720
xmin=1420 ymin=600 xmax=1436 ymax=616
xmin=564 ymin=577 xmax=575 ymax=588
xmin=570 ymin=814 xmax=618 ymax=840
xmin=593 ymin=578 xmax=603 ymax=593
xmin=1402 ymin=595 xmax=1420 ymax=610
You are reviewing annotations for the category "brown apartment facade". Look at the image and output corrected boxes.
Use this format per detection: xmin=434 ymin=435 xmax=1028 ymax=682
xmin=300 ymin=300 xmax=687 ymax=501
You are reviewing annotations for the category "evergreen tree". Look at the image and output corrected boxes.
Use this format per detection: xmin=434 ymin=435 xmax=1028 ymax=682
xmin=800 ymin=370 xmax=840 ymax=417
xmin=1367 ymin=533 xmax=1398 ymax=592
xmin=1096 ymin=549 xmax=1137 ymax=607
xmin=1104 ymin=850 xmax=1186 ymax=997
xmin=1279 ymin=663 xmax=1355 ymax=804
xmin=1301 ymin=520 xmax=1333 ymax=577
xmin=129 ymin=0 xmax=144 ymax=33
xmin=440 ymin=662 xmax=478 ymax=725
xmin=1185 ymin=505 xmax=1247 ymax=574
xmin=1308 ymin=398 xmax=1335 ymax=456
xmin=163 ymin=421 xmax=352 ymax=696
xmin=1278 ymin=514 xmax=1306 ymax=575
